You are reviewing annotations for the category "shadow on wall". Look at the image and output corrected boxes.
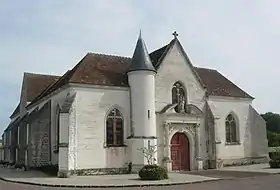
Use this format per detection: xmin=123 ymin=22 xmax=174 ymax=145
xmin=244 ymin=105 xmax=268 ymax=158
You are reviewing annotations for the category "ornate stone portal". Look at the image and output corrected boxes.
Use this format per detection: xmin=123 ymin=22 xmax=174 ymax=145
xmin=163 ymin=121 xmax=203 ymax=171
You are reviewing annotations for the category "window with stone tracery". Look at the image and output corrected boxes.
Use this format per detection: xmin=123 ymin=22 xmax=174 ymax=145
xmin=225 ymin=113 xmax=238 ymax=143
xmin=172 ymin=81 xmax=186 ymax=113
xmin=106 ymin=108 xmax=124 ymax=146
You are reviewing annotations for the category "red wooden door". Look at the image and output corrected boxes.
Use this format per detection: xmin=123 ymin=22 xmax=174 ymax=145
xmin=171 ymin=133 xmax=190 ymax=171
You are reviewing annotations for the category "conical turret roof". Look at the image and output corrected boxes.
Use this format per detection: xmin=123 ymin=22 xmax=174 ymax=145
xmin=127 ymin=32 xmax=156 ymax=73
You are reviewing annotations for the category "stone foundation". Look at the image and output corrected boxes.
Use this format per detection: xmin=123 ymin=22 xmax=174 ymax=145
xmin=222 ymin=156 xmax=269 ymax=167
xmin=69 ymin=167 xmax=129 ymax=176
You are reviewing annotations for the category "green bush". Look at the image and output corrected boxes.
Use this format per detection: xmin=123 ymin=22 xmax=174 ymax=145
xmin=269 ymin=148 xmax=280 ymax=168
xmin=138 ymin=165 xmax=168 ymax=180
xmin=269 ymin=159 xmax=280 ymax=168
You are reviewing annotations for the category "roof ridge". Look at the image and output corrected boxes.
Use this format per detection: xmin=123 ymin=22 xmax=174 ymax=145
xmin=194 ymin=66 xmax=217 ymax=71
xmin=24 ymin=72 xmax=60 ymax=77
xmin=88 ymin=52 xmax=131 ymax=60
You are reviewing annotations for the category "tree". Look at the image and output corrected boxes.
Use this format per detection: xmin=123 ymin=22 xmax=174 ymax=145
xmin=138 ymin=140 xmax=157 ymax=165
xmin=261 ymin=112 xmax=280 ymax=133
xmin=267 ymin=130 xmax=280 ymax=147
xmin=261 ymin=112 xmax=280 ymax=147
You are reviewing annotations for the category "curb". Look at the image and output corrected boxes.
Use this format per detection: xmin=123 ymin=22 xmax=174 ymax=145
xmin=0 ymin=177 xmax=222 ymax=188
xmin=1 ymin=173 xmax=279 ymax=188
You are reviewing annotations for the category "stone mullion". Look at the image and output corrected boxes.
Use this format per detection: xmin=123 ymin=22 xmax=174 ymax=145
xmin=113 ymin=117 xmax=117 ymax=145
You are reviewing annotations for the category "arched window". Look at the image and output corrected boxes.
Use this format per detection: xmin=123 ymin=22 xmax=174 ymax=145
xmin=106 ymin=108 xmax=124 ymax=146
xmin=225 ymin=113 xmax=238 ymax=143
xmin=172 ymin=82 xmax=186 ymax=113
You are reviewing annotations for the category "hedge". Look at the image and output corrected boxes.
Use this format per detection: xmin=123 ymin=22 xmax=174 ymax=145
xmin=138 ymin=165 xmax=168 ymax=180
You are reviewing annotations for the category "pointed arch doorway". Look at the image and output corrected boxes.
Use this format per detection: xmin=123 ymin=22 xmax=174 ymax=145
xmin=171 ymin=132 xmax=190 ymax=171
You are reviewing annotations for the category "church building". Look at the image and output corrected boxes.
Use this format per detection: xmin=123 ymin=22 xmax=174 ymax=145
xmin=2 ymin=31 xmax=268 ymax=176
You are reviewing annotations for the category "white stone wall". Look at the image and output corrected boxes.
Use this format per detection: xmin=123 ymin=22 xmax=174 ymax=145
xmin=59 ymin=112 xmax=70 ymax=172
xmin=208 ymin=96 xmax=253 ymax=160
xmin=248 ymin=105 xmax=268 ymax=158
xmin=73 ymin=86 xmax=130 ymax=169
xmin=155 ymin=115 xmax=165 ymax=166
xmin=49 ymin=88 xmax=73 ymax=165
xmin=128 ymin=71 xmax=156 ymax=137
xmin=128 ymin=70 xmax=158 ymax=167
xmin=67 ymin=97 xmax=77 ymax=171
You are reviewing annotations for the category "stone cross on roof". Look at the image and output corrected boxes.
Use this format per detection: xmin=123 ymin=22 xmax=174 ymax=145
xmin=172 ymin=31 xmax=178 ymax=38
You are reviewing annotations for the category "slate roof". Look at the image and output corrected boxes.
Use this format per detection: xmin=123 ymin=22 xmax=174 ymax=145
xmin=127 ymin=33 xmax=156 ymax=73
xmin=195 ymin=67 xmax=252 ymax=98
xmin=9 ymin=73 xmax=60 ymax=117
xmin=25 ymin=72 xmax=60 ymax=102
xmin=27 ymin=39 xmax=253 ymax=107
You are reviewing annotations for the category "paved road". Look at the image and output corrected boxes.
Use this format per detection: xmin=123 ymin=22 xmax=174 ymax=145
xmin=1 ymin=174 xmax=280 ymax=190
xmin=187 ymin=170 xmax=273 ymax=179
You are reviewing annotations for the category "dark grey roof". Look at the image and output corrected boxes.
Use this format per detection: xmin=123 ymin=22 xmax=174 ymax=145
xmin=126 ymin=32 xmax=156 ymax=73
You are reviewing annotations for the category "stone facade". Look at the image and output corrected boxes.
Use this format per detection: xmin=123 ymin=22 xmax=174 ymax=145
xmin=28 ymin=101 xmax=51 ymax=167
xmin=2 ymin=83 xmax=71 ymax=168
xmin=204 ymin=102 xmax=216 ymax=169
xmin=17 ymin=116 xmax=27 ymax=165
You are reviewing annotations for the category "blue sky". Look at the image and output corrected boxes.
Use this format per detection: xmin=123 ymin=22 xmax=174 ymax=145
xmin=1 ymin=1 xmax=280 ymax=132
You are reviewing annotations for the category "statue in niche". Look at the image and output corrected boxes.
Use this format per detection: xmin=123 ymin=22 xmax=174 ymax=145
xmin=178 ymin=94 xmax=185 ymax=113
xmin=172 ymin=82 xmax=187 ymax=113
